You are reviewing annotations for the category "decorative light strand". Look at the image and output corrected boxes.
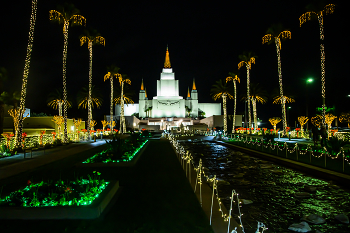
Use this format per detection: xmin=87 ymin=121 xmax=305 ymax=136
xmin=16 ymin=0 xmax=38 ymax=147
xmin=117 ymin=74 xmax=131 ymax=134
xmin=49 ymin=8 xmax=86 ymax=143
xmin=298 ymin=116 xmax=309 ymax=132
xmin=268 ymin=117 xmax=282 ymax=133
xmin=80 ymin=34 xmax=105 ymax=135
xmin=262 ymin=28 xmax=291 ymax=136
xmin=275 ymin=38 xmax=287 ymax=136
xmin=168 ymin=134 xmax=268 ymax=232
xmin=52 ymin=115 xmax=64 ymax=139
xmin=299 ymin=4 xmax=336 ymax=127
xmin=223 ymin=94 xmax=227 ymax=133
xmin=238 ymin=55 xmax=255 ymax=130
xmin=226 ymin=74 xmax=240 ymax=133
xmin=230 ymin=135 xmax=350 ymax=167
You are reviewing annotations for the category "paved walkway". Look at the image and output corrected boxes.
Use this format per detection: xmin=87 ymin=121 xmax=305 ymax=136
xmin=0 ymin=139 xmax=217 ymax=233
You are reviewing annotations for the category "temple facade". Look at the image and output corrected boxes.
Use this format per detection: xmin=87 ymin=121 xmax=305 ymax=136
xmin=115 ymin=47 xmax=222 ymax=130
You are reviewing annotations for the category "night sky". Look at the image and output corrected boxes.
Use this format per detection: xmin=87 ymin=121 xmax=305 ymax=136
xmin=0 ymin=0 xmax=348 ymax=128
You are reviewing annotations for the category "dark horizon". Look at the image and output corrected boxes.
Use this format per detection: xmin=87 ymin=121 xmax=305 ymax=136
xmin=0 ymin=1 xmax=348 ymax=129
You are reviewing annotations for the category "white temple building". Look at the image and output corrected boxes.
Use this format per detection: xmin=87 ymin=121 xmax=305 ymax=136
xmin=114 ymin=47 xmax=229 ymax=131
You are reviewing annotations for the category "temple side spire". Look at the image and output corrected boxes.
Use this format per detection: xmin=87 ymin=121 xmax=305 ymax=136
xmin=145 ymin=88 xmax=147 ymax=98
xmin=164 ymin=46 xmax=171 ymax=68
xmin=192 ymin=78 xmax=196 ymax=90
xmin=187 ymin=87 xmax=190 ymax=98
xmin=141 ymin=79 xmax=144 ymax=90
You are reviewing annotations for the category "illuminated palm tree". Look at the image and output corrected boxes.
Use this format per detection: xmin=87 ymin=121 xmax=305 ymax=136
xmin=298 ymin=116 xmax=309 ymax=133
xmin=114 ymin=84 xmax=134 ymax=106
xmin=211 ymin=79 xmax=234 ymax=134
xmin=269 ymin=117 xmax=282 ymax=133
xmin=77 ymin=85 xmax=103 ymax=110
xmin=243 ymin=83 xmax=268 ymax=132
xmin=1 ymin=91 xmax=21 ymax=134
xmin=272 ymin=96 xmax=295 ymax=104
xmin=262 ymin=23 xmax=291 ymax=136
xmin=226 ymin=72 xmax=240 ymax=133
xmin=117 ymin=74 xmax=131 ymax=134
xmin=104 ymin=65 xmax=120 ymax=132
xmin=238 ymin=51 xmax=257 ymax=129
xmin=271 ymin=87 xmax=295 ymax=105
xmin=16 ymin=0 xmax=38 ymax=146
xmin=80 ymin=28 xmax=105 ymax=133
xmin=339 ymin=112 xmax=350 ymax=128
xmin=47 ymin=88 xmax=72 ymax=116
xmin=299 ymin=3 xmax=335 ymax=126
xmin=49 ymin=3 xmax=86 ymax=142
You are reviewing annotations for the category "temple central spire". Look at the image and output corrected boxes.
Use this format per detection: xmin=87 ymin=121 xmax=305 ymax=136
xmin=164 ymin=46 xmax=171 ymax=68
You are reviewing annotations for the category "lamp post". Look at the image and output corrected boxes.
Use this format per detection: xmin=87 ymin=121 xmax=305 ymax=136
xmin=287 ymin=106 xmax=291 ymax=127
xmin=306 ymin=78 xmax=313 ymax=131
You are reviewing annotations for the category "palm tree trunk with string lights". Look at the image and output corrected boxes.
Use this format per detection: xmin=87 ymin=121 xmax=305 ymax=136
xmin=87 ymin=41 xmax=93 ymax=134
xmin=232 ymin=80 xmax=237 ymax=133
xmin=246 ymin=64 xmax=252 ymax=131
xmin=222 ymin=94 xmax=227 ymax=134
xmin=16 ymin=0 xmax=38 ymax=147
xmin=49 ymin=4 xmax=86 ymax=142
xmin=110 ymin=77 xmax=113 ymax=134
xmin=275 ymin=38 xmax=287 ymax=135
xmin=252 ymin=98 xmax=257 ymax=131
xmin=120 ymin=81 xmax=125 ymax=133
xmin=62 ymin=21 xmax=69 ymax=143
xmin=58 ymin=101 xmax=62 ymax=116
xmin=299 ymin=4 xmax=335 ymax=128
xmin=318 ymin=14 xmax=326 ymax=127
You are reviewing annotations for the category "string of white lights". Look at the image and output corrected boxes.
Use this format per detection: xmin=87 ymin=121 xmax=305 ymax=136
xmin=232 ymin=135 xmax=350 ymax=166
xmin=168 ymin=134 xmax=268 ymax=233
xmin=17 ymin=0 xmax=38 ymax=147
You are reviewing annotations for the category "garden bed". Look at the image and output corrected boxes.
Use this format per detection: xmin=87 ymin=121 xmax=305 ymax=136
xmin=77 ymin=140 xmax=149 ymax=167
xmin=0 ymin=173 xmax=119 ymax=219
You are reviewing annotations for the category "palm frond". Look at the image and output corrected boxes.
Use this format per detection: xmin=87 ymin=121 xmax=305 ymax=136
xmin=70 ymin=15 xmax=86 ymax=27
xmin=227 ymin=72 xmax=240 ymax=83
xmin=262 ymin=34 xmax=273 ymax=45
xmin=49 ymin=10 xmax=64 ymax=24
xmin=249 ymin=57 xmax=256 ymax=66
xmin=48 ymin=99 xmax=72 ymax=109
xmin=324 ymin=4 xmax=336 ymax=15
xmin=104 ymin=72 xmax=112 ymax=81
xmin=211 ymin=79 xmax=234 ymax=101
xmin=272 ymin=96 xmax=295 ymax=104
xmin=117 ymin=74 xmax=131 ymax=85
xmin=238 ymin=61 xmax=245 ymax=70
xmin=114 ymin=96 xmax=134 ymax=105
xmin=299 ymin=11 xmax=317 ymax=26
xmin=212 ymin=93 xmax=222 ymax=101
xmin=94 ymin=36 xmax=105 ymax=46
xmin=80 ymin=36 xmax=89 ymax=46
xmin=256 ymin=96 xmax=267 ymax=104
xmin=77 ymin=85 xmax=103 ymax=109
xmin=279 ymin=30 xmax=291 ymax=40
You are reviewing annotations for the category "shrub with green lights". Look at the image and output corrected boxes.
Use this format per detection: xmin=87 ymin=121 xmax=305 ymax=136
xmin=0 ymin=145 xmax=11 ymax=157
xmin=0 ymin=171 xmax=109 ymax=207
xmin=83 ymin=133 xmax=148 ymax=163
